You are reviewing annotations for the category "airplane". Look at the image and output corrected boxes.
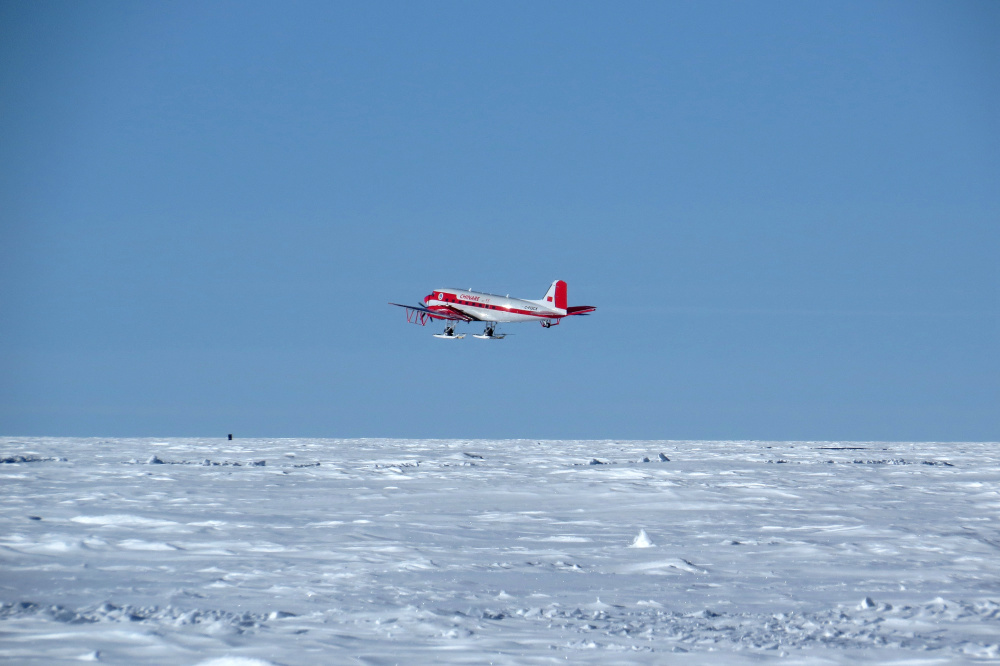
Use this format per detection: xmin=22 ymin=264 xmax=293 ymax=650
xmin=390 ymin=280 xmax=595 ymax=339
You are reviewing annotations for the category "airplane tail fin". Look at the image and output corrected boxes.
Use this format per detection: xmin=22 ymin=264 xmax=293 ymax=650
xmin=541 ymin=280 xmax=568 ymax=310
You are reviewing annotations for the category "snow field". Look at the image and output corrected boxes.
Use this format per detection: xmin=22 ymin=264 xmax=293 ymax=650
xmin=1 ymin=437 xmax=998 ymax=664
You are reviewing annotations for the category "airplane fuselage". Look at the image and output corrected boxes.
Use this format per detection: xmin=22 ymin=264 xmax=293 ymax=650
xmin=423 ymin=289 xmax=561 ymax=324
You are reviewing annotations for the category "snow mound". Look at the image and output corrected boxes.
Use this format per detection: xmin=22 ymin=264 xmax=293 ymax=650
xmin=629 ymin=529 xmax=655 ymax=548
xmin=117 ymin=539 xmax=180 ymax=551
xmin=196 ymin=657 xmax=274 ymax=666
xmin=622 ymin=558 xmax=708 ymax=574
xmin=585 ymin=598 xmax=614 ymax=611
xmin=72 ymin=515 xmax=178 ymax=528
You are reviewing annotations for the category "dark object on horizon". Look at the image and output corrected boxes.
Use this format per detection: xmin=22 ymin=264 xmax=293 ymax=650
xmin=1 ymin=455 xmax=44 ymax=463
xmin=228 ymin=434 xmax=233 ymax=440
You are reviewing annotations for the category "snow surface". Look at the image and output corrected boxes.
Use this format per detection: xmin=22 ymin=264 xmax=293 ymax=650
xmin=1 ymin=437 xmax=998 ymax=664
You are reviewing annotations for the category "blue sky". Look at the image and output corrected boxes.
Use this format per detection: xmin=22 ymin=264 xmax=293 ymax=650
xmin=2 ymin=1 xmax=997 ymax=440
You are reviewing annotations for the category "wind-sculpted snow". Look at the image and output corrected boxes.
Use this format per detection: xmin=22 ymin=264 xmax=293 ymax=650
xmin=1 ymin=438 xmax=998 ymax=664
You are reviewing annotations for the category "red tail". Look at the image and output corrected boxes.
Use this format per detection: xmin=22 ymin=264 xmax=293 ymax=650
xmin=541 ymin=280 xmax=568 ymax=310
xmin=554 ymin=280 xmax=567 ymax=310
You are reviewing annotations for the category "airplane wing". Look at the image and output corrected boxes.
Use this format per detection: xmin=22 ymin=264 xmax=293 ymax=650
xmin=388 ymin=303 xmax=479 ymax=323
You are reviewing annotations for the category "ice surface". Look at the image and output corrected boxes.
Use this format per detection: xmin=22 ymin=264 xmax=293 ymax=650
xmin=1 ymin=437 xmax=999 ymax=664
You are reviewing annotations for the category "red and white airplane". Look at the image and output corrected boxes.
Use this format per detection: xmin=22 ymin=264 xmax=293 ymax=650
xmin=390 ymin=280 xmax=595 ymax=339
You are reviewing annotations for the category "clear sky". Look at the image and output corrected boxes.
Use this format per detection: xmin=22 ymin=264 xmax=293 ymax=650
xmin=2 ymin=1 xmax=997 ymax=440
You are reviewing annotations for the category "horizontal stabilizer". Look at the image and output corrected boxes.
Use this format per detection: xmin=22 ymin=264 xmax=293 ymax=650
xmin=389 ymin=302 xmax=476 ymax=324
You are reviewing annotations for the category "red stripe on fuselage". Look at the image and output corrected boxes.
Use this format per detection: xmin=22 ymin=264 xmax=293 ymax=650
xmin=458 ymin=300 xmax=561 ymax=318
